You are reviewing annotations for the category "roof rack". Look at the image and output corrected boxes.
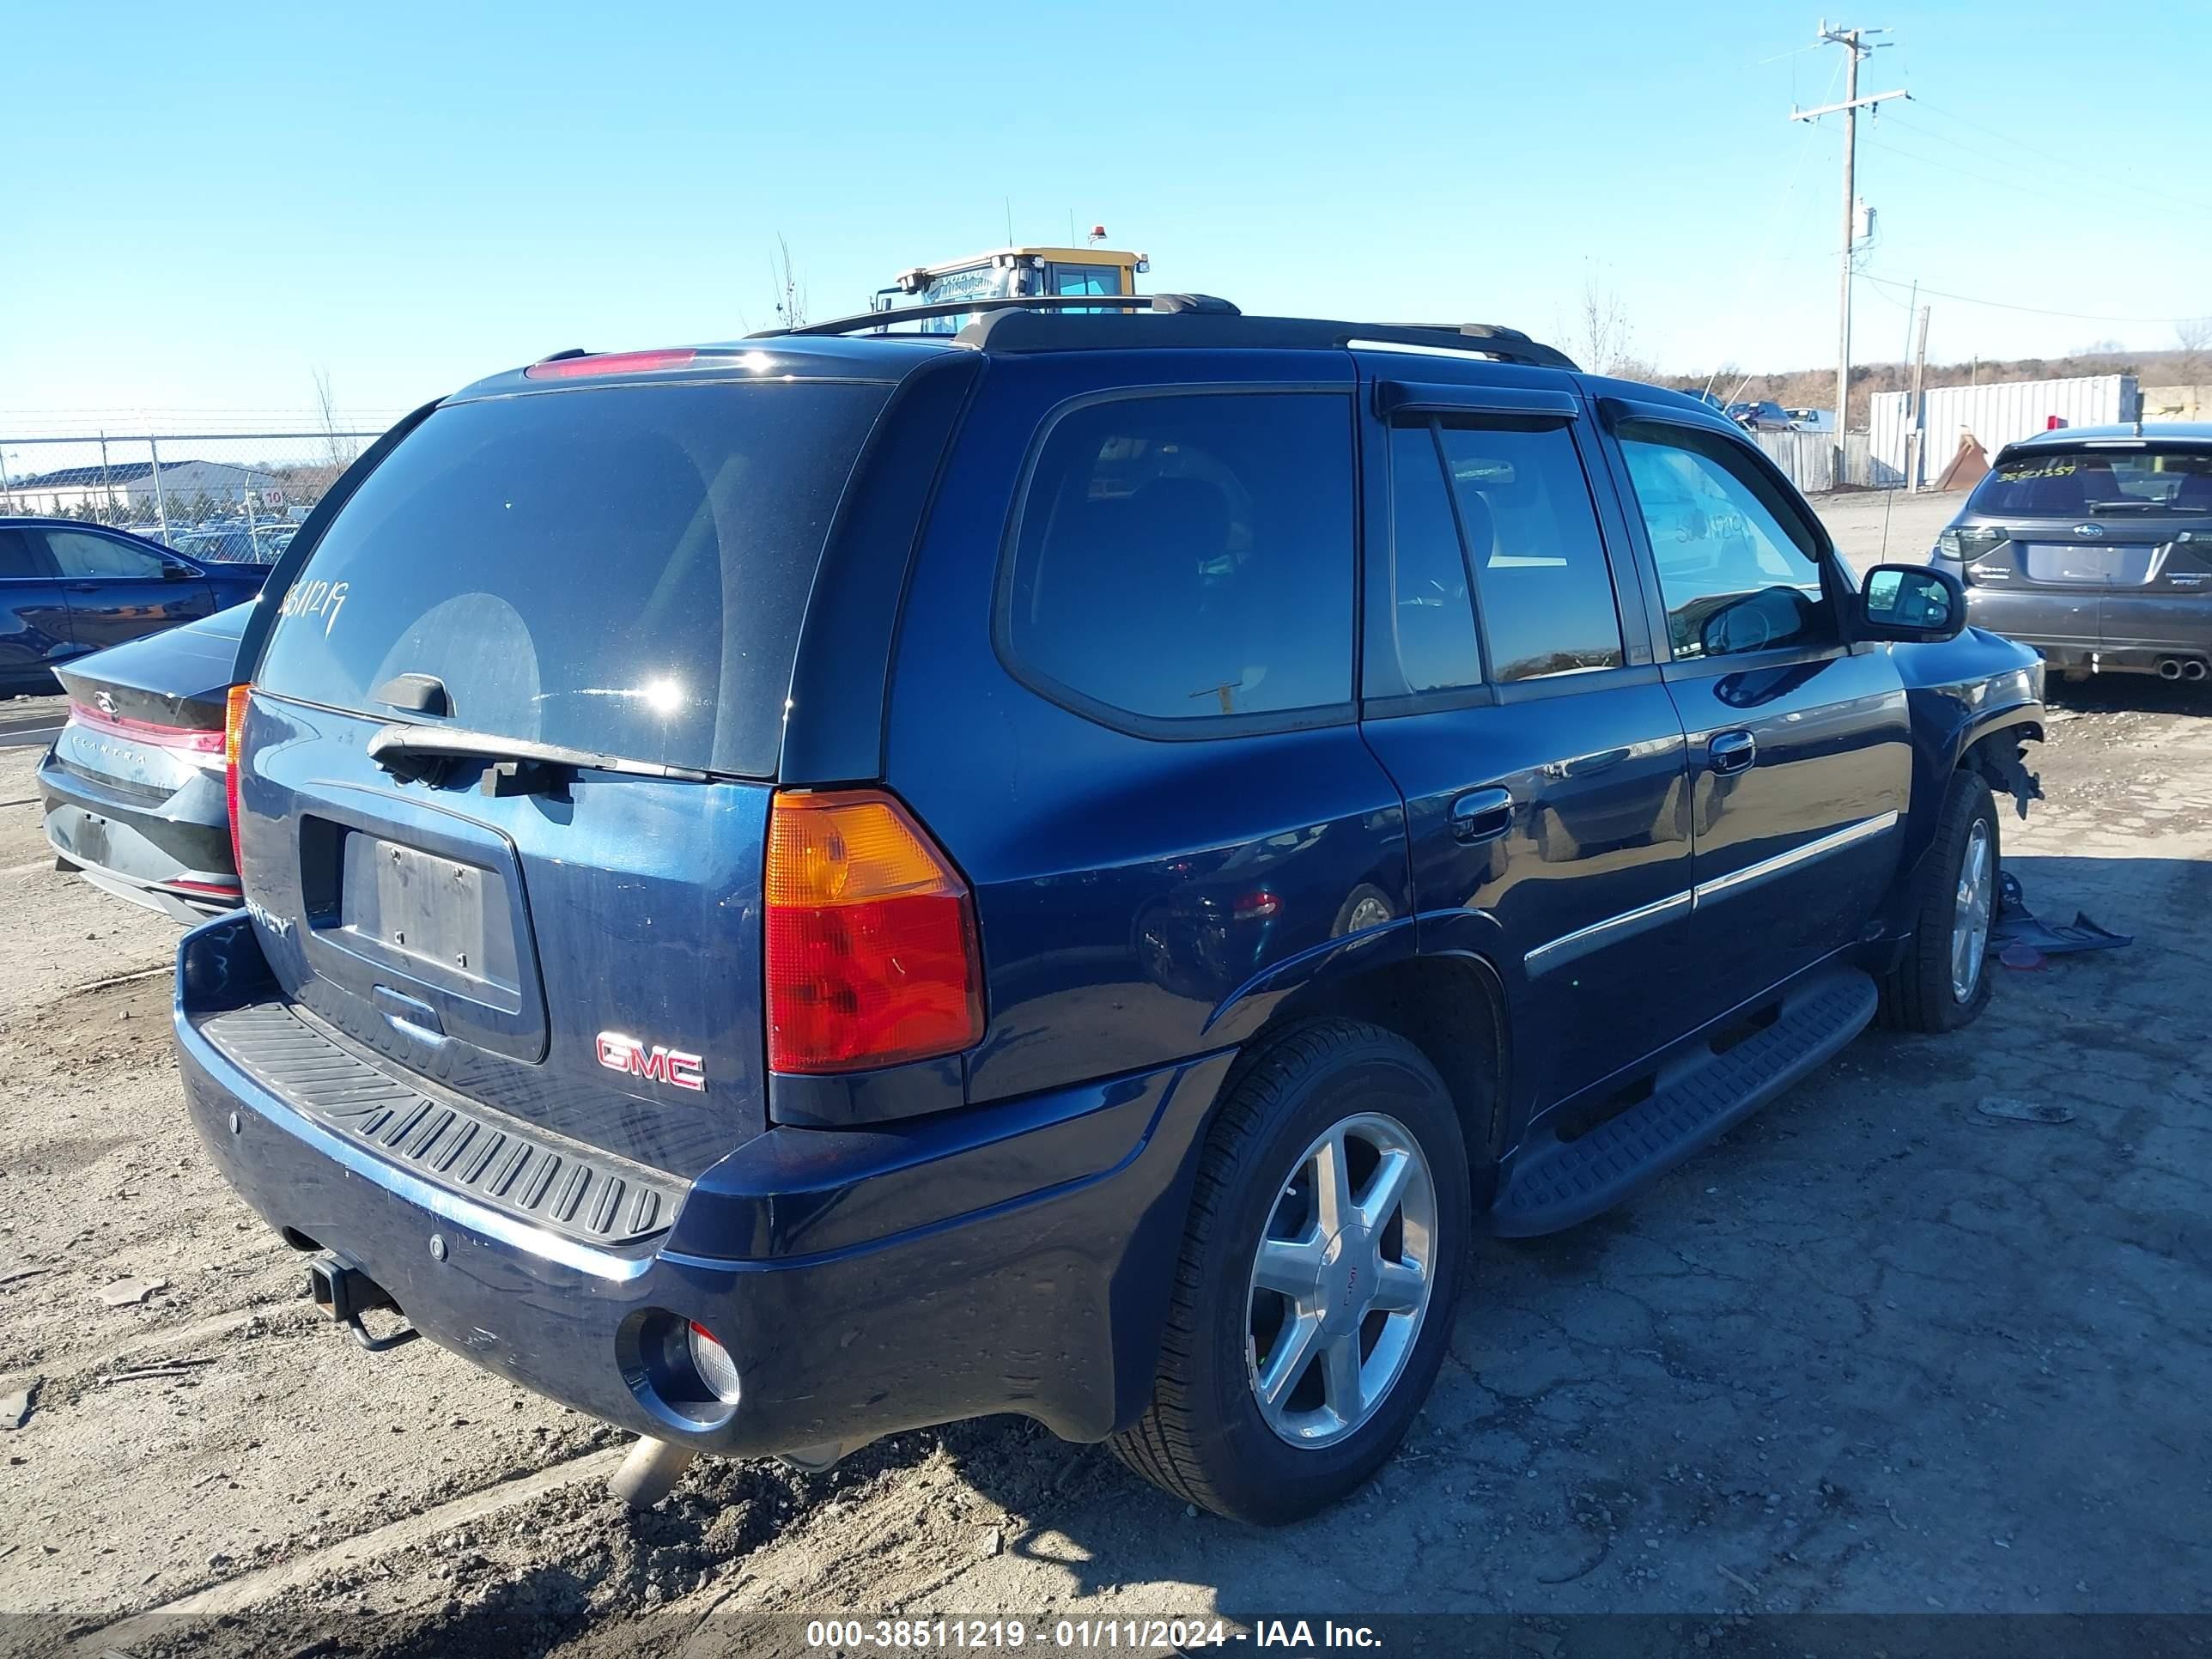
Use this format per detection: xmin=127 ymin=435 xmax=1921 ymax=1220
xmin=752 ymin=292 xmax=1237 ymax=340
xmin=747 ymin=294 xmax=1579 ymax=372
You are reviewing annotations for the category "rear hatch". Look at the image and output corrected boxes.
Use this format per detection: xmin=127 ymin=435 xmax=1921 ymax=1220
xmin=234 ymin=369 xmax=895 ymax=1179
xmin=1950 ymin=441 xmax=2212 ymax=603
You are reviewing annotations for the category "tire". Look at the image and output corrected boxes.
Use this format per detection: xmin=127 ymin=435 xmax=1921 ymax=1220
xmin=1878 ymin=769 xmax=1999 ymax=1033
xmin=1109 ymin=1019 xmax=1470 ymax=1523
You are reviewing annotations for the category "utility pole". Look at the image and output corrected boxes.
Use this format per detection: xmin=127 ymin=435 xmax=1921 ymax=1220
xmin=1907 ymin=304 xmax=1930 ymax=489
xmin=1791 ymin=22 xmax=1907 ymax=483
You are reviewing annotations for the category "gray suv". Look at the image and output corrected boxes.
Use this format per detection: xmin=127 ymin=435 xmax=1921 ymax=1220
xmin=1936 ymin=424 xmax=2212 ymax=683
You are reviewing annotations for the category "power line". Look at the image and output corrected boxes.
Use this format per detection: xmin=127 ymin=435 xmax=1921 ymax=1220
xmin=1880 ymin=109 xmax=2190 ymax=216
xmin=1858 ymin=271 xmax=2197 ymax=327
xmin=1905 ymin=101 xmax=2212 ymax=216
xmin=1850 ymin=127 xmax=2209 ymax=224
xmin=1854 ymin=131 xmax=2090 ymax=205
xmin=1706 ymin=52 xmax=1845 ymax=405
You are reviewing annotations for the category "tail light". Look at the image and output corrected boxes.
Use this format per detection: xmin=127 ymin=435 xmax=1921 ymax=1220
xmin=67 ymin=702 xmax=225 ymax=754
xmin=1937 ymin=526 xmax=2009 ymax=562
xmin=223 ymin=684 xmax=250 ymax=878
xmin=764 ymin=789 xmax=983 ymax=1074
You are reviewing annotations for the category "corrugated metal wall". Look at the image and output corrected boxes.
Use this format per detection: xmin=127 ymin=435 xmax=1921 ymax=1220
xmin=1871 ymin=374 xmax=2140 ymax=489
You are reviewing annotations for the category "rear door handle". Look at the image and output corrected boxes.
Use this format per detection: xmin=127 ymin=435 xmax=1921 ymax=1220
xmin=1449 ymin=787 xmax=1515 ymax=844
xmin=65 ymin=581 xmax=101 ymax=592
xmin=1709 ymin=729 xmax=1758 ymax=775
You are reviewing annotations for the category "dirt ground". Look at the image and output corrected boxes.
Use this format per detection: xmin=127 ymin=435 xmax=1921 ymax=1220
xmin=2 ymin=490 xmax=2207 ymax=1656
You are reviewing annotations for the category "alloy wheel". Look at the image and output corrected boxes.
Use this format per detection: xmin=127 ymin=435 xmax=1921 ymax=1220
xmin=1950 ymin=817 xmax=1993 ymax=1002
xmin=1245 ymin=1111 xmax=1437 ymax=1448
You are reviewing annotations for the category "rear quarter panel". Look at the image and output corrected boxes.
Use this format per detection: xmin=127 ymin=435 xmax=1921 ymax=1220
xmin=882 ymin=350 xmax=1415 ymax=1109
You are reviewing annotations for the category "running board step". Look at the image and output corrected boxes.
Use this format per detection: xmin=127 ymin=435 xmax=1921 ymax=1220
xmin=1491 ymin=968 xmax=1879 ymax=1237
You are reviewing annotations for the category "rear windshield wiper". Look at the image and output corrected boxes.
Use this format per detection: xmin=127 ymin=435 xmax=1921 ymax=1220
xmin=366 ymin=723 xmax=711 ymax=793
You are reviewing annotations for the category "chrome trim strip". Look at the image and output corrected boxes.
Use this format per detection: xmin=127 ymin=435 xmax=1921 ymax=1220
xmin=1692 ymin=810 xmax=1901 ymax=907
xmin=1524 ymin=889 xmax=1692 ymax=977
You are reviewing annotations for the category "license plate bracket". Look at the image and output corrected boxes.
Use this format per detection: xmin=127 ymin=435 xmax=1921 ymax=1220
xmin=338 ymin=833 xmax=519 ymax=994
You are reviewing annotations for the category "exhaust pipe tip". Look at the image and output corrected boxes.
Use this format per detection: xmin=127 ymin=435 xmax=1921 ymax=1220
xmin=2185 ymin=659 xmax=2209 ymax=683
xmin=2157 ymin=658 xmax=2185 ymax=680
xmin=609 ymin=1435 xmax=697 ymax=1510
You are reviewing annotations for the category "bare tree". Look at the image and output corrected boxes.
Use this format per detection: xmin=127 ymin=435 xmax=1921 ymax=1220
xmin=2178 ymin=318 xmax=2212 ymax=386
xmin=770 ymin=235 xmax=808 ymax=329
xmin=1569 ymin=268 xmax=1643 ymax=379
xmin=312 ymin=367 xmax=360 ymax=473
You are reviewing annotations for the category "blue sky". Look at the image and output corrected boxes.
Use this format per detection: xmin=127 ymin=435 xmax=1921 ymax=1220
xmin=4 ymin=0 xmax=2208 ymax=428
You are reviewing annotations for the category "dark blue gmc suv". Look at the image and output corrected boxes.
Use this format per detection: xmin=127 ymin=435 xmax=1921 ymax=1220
xmin=176 ymin=296 xmax=2044 ymax=1524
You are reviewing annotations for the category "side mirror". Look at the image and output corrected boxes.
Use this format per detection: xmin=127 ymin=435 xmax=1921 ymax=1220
xmin=1857 ymin=562 xmax=1965 ymax=642
xmin=161 ymin=561 xmax=193 ymax=580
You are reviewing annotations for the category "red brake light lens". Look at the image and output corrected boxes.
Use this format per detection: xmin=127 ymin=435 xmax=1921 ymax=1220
xmin=763 ymin=790 xmax=984 ymax=1075
xmin=223 ymin=684 xmax=250 ymax=879
xmin=68 ymin=701 xmax=226 ymax=754
xmin=523 ymin=348 xmax=697 ymax=380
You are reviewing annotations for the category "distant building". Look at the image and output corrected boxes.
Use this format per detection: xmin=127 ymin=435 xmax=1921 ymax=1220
xmin=4 ymin=458 xmax=284 ymax=517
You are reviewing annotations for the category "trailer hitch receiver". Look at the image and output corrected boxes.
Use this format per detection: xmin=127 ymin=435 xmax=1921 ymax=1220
xmin=306 ymin=1251 xmax=420 ymax=1352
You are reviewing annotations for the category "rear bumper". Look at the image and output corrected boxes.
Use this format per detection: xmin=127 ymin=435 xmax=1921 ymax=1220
xmin=1966 ymin=586 xmax=2212 ymax=669
xmin=1961 ymin=586 xmax=2099 ymax=648
xmin=39 ymin=745 xmax=237 ymax=921
xmin=174 ymin=912 xmax=1225 ymax=1455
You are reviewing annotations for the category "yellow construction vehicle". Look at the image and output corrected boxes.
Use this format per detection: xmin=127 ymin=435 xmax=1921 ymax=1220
xmin=870 ymin=233 xmax=1148 ymax=332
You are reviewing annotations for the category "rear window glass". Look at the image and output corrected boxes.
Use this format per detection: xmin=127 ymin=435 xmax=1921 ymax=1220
xmin=256 ymin=381 xmax=890 ymax=776
xmin=1968 ymin=446 xmax=2212 ymax=518
xmin=1001 ymin=392 xmax=1355 ymax=728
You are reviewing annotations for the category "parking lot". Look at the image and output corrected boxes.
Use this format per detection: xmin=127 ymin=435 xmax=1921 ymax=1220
xmin=1 ymin=491 xmax=2206 ymax=1656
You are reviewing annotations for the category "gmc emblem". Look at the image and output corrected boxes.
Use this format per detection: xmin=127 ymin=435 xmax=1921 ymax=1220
xmin=595 ymin=1031 xmax=706 ymax=1093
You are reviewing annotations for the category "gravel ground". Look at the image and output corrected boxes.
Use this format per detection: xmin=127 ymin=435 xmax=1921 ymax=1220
xmin=1 ymin=490 xmax=2207 ymax=1656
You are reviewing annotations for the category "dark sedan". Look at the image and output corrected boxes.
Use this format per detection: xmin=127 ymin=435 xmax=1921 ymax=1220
xmin=1935 ymin=424 xmax=2212 ymax=682
xmin=40 ymin=601 xmax=249 ymax=920
xmin=0 ymin=517 xmax=263 ymax=696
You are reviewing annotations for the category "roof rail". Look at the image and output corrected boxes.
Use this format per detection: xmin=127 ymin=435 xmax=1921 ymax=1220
xmin=752 ymin=292 xmax=1240 ymax=340
xmin=746 ymin=294 xmax=1579 ymax=371
xmin=955 ymin=308 xmax=1581 ymax=369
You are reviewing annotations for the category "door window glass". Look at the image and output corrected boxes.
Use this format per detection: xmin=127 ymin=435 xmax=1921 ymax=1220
xmin=1616 ymin=423 xmax=1833 ymax=659
xmin=42 ymin=530 xmax=168 ymax=580
xmin=1379 ymin=423 xmax=1480 ymax=694
xmin=1438 ymin=421 xmax=1623 ymax=681
xmin=1003 ymin=392 xmax=1354 ymax=726
xmin=0 ymin=529 xmax=46 ymax=579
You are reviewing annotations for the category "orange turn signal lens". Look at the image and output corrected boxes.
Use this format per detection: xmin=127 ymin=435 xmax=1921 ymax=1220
xmin=223 ymin=684 xmax=251 ymax=878
xmin=764 ymin=791 xmax=964 ymax=908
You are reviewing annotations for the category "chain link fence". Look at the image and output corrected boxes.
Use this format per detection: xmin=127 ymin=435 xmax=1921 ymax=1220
xmin=0 ymin=428 xmax=389 ymax=564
